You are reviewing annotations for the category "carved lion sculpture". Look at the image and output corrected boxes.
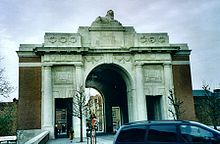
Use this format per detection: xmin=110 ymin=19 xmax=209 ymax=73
xmin=95 ymin=10 xmax=115 ymax=23
xmin=92 ymin=10 xmax=122 ymax=26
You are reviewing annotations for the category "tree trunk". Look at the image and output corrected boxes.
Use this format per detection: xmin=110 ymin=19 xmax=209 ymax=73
xmin=80 ymin=107 xmax=83 ymax=142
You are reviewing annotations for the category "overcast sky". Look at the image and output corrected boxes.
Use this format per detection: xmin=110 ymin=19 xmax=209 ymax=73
xmin=0 ymin=0 xmax=220 ymax=101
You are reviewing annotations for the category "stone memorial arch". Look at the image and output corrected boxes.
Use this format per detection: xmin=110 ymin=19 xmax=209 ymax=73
xmin=17 ymin=10 xmax=195 ymax=138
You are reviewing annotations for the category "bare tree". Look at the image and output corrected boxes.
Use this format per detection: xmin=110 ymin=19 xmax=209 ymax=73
xmin=0 ymin=62 xmax=14 ymax=99
xmin=0 ymin=58 xmax=16 ymax=136
xmin=168 ymin=89 xmax=185 ymax=120
xmin=68 ymin=86 xmax=87 ymax=142
xmin=202 ymin=85 xmax=220 ymax=130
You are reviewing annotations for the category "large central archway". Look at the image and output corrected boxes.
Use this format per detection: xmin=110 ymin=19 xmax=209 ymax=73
xmin=86 ymin=64 xmax=130 ymax=133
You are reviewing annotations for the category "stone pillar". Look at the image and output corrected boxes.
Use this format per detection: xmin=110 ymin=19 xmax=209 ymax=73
xmin=127 ymin=88 xmax=135 ymax=122
xmin=163 ymin=62 xmax=174 ymax=119
xmin=75 ymin=64 xmax=83 ymax=90
xmin=42 ymin=65 xmax=54 ymax=138
xmin=135 ymin=63 xmax=147 ymax=120
xmin=73 ymin=63 xmax=86 ymax=137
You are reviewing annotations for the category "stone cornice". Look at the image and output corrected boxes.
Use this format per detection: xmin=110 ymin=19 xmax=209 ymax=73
xmin=42 ymin=62 xmax=83 ymax=66
xmin=32 ymin=46 xmax=182 ymax=55
xmin=134 ymin=60 xmax=172 ymax=66
xmin=18 ymin=45 xmax=188 ymax=58
xmin=174 ymin=50 xmax=192 ymax=56
xmin=17 ymin=51 xmax=38 ymax=57
xmin=129 ymin=46 xmax=180 ymax=53
xmin=33 ymin=47 xmax=89 ymax=55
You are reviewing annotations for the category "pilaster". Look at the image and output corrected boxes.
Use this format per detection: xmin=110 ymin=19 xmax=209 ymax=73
xmin=42 ymin=65 xmax=54 ymax=138
xmin=135 ymin=62 xmax=147 ymax=120
xmin=73 ymin=63 xmax=86 ymax=137
xmin=163 ymin=62 xmax=174 ymax=119
xmin=75 ymin=63 xmax=83 ymax=89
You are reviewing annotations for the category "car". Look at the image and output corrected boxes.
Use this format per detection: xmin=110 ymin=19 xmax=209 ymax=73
xmin=113 ymin=120 xmax=220 ymax=144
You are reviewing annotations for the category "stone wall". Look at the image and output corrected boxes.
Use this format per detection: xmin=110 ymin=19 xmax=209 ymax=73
xmin=172 ymin=64 xmax=196 ymax=120
xmin=17 ymin=58 xmax=41 ymax=129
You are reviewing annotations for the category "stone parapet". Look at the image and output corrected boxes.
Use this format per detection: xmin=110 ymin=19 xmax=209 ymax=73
xmin=44 ymin=33 xmax=81 ymax=47
xmin=135 ymin=33 xmax=169 ymax=47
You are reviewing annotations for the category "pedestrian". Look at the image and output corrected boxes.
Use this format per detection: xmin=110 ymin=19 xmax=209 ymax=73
xmin=69 ymin=127 xmax=74 ymax=143
xmin=54 ymin=126 xmax=58 ymax=138
xmin=57 ymin=122 xmax=62 ymax=135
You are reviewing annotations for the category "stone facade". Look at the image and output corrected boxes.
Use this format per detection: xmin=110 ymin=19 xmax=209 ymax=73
xmin=17 ymin=10 xmax=195 ymax=139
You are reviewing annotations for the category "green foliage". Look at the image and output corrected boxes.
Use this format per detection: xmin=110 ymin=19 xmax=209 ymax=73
xmin=194 ymin=97 xmax=213 ymax=125
xmin=0 ymin=103 xmax=16 ymax=136
xmin=200 ymin=85 xmax=220 ymax=129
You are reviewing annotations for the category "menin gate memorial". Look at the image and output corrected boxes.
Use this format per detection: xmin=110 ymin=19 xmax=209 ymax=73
xmin=17 ymin=10 xmax=195 ymax=138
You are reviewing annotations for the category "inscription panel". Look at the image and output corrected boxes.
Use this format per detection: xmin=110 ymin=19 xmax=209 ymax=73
xmin=54 ymin=71 xmax=72 ymax=84
xmin=143 ymin=65 xmax=165 ymax=95
xmin=91 ymin=31 xmax=124 ymax=47
xmin=52 ymin=66 xmax=75 ymax=85
xmin=143 ymin=65 xmax=163 ymax=83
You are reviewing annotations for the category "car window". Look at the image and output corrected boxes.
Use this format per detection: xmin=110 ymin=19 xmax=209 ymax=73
xmin=180 ymin=124 xmax=216 ymax=143
xmin=117 ymin=126 xmax=146 ymax=142
xmin=147 ymin=125 xmax=177 ymax=142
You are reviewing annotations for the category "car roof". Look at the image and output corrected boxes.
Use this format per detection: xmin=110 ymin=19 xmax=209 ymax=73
xmin=122 ymin=120 xmax=220 ymax=133
xmin=123 ymin=120 xmax=191 ymax=126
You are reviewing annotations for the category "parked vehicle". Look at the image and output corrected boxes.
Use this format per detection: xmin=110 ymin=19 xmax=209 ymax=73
xmin=113 ymin=120 xmax=220 ymax=144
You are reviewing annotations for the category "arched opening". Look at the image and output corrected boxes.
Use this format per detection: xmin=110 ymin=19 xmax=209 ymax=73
xmin=85 ymin=64 xmax=129 ymax=133
xmin=85 ymin=88 xmax=104 ymax=132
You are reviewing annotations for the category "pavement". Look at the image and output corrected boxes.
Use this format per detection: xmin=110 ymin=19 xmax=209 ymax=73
xmin=47 ymin=134 xmax=115 ymax=144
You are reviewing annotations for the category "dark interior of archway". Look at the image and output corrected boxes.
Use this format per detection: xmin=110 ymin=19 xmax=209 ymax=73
xmin=55 ymin=98 xmax=72 ymax=138
xmin=86 ymin=64 xmax=128 ymax=133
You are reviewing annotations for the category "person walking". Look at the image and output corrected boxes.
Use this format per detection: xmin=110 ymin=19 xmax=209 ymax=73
xmin=69 ymin=127 xmax=74 ymax=143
